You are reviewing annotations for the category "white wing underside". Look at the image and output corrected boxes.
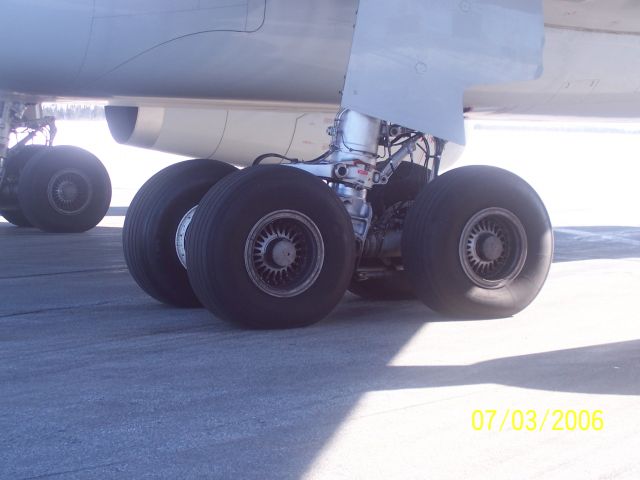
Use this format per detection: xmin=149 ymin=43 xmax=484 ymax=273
xmin=343 ymin=0 xmax=545 ymax=144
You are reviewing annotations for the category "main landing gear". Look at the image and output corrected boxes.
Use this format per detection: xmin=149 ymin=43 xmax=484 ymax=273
xmin=0 ymin=102 xmax=111 ymax=232
xmin=123 ymin=109 xmax=553 ymax=329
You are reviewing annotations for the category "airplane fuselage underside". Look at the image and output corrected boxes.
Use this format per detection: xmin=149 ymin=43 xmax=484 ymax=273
xmin=0 ymin=0 xmax=639 ymax=125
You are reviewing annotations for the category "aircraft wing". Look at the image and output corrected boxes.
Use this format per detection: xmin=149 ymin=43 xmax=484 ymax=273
xmin=343 ymin=0 xmax=544 ymax=144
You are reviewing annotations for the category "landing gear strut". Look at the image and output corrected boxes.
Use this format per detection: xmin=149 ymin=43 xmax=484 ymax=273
xmin=0 ymin=101 xmax=111 ymax=232
xmin=348 ymin=161 xmax=430 ymax=301
xmin=124 ymin=108 xmax=553 ymax=329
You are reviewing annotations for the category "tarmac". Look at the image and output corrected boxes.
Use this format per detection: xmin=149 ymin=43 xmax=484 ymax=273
xmin=2 ymin=120 xmax=640 ymax=479
xmin=1 ymin=216 xmax=640 ymax=479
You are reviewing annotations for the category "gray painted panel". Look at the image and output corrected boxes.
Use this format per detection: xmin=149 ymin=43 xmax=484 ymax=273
xmin=544 ymin=0 xmax=640 ymax=34
xmin=465 ymin=27 xmax=640 ymax=119
xmin=342 ymin=0 xmax=544 ymax=144
xmin=93 ymin=1 xmax=200 ymax=17
xmin=0 ymin=0 xmax=357 ymax=104
xmin=4 ymin=0 xmax=640 ymax=128
xmin=0 ymin=0 xmax=93 ymax=93
xmin=78 ymin=1 xmax=255 ymax=81
xmin=82 ymin=1 xmax=357 ymax=104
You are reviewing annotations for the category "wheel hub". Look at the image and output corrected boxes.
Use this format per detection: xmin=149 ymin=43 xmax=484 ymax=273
xmin=58 ymin=181 xmax=79 ymax=202
xmin=459 ymin=207 xmax=528 ymax=289
xmin=245 ymin=210 xmax=324 ymax=298
xmin=479 ymin=234 xmax=504 ymax=262
xmin=271 ymin=239 xmax=297 ymax=268
xmin=47 ymin=169 xmax=92 ymax=215
xmin=175 ymin=206 xmax=198 ymax=269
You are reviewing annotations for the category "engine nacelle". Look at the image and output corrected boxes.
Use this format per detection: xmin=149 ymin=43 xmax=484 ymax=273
xmin=105 ymin=105 xmax=337 ymax=166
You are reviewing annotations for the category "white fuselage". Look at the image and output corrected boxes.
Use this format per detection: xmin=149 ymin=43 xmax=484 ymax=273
xmin=1 ymin=0 xmax=639 ymax=117
xmin=1 ymin=0 xmax=639 ymax=162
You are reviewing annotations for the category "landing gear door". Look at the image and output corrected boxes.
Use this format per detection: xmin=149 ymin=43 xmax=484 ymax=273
xmin=342 ymin=0 xmax=544 ymax=145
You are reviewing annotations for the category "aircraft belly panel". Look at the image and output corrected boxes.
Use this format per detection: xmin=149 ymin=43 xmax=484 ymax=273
xmin=77 ymin=0 xmax=263 ymax=82
xmin=78 ymin=0 xmax=357 ymax=105
xmin=0 ymin=0 xmax=93 ymax=93
xmin=0 ymin=1 xmax=357 ymax=105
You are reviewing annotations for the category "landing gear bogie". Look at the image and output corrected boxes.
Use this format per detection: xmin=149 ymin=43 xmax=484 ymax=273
xmin=1 ymin=101 xmax=111 ymax=233
xmin=2 ymin=144 xmax=112 ymax=232
xmin=0 ymin=145 xmax=46 ymax=227
xmin=17 ymin=146 xmax=112 ymax=233
xmin=122 ymin=109 xmax=553 ymax=329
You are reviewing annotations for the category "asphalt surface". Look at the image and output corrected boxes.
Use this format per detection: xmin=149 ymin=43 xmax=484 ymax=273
xmin=2 ymin=117 xmax=640 ymax=480
xmin=1 ymin=216 xmax=640 ymax=479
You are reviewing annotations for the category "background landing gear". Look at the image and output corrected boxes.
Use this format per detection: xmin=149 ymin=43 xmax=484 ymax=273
xmin=1 ymin=145 xmax=111 ymax=232
xmin=0 ymin=145 xmax=45 ymax=227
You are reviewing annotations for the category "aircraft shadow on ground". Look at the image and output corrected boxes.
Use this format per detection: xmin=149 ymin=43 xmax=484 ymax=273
xmin=322 ymin=299 xmax=640 ymax=397
xmin=380 ymin=340 xmax=640 ymax=396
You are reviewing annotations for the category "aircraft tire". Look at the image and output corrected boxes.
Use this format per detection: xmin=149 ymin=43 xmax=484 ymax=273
xmin=402 ymin=166 xmax=553 ymax=318
xmin=367 ymin=161 xmax=430 ymax=215
xmin=348 ymin=162 xmax=429 ymax=301
xmin=123 ymin=159 xmax=237 ymax=308
xmin=0 ymin=209 xmax=33 ymax=227
xmin=18 ymin=146 xmax=111 ymax=233
xmin=0 ymin=145 xmax=48 ymax=227
xmin=186 ymin=165 xmax=356 ymax=329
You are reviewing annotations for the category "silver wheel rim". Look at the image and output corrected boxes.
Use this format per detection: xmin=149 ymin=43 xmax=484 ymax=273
xmin=175 ymin=206 xmax=198 ymax=269
xmin=458 ymin=207 xmax=528 ymax=289
xmin=47 ymin=169 xmax=93 ymax=215
xmin=244 ymin=210 xmax=324 ymax=298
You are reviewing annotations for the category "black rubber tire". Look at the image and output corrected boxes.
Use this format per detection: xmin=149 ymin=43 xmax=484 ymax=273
xmin=123 ymin=159 xmax=237 ymax=308
xmin=0 ymin=209 xmax=32 ymax=227
xmin=18 ymin=146 xmax=112 ymax=233
xmin=348 ymin=162 xmax=429 ymax=301
xmin=0 ymin=145 xmax=47 ymax=227
xmin=402 ymin=166 xmax=553 ymax=318
xmin=368 ymin=161 xmax=430 ymax=215
xmin=186 ymin=165 xmax=356 ymax=329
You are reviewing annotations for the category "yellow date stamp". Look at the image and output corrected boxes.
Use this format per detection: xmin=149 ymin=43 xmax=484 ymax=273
xmin=471 ymin=409 xmax=604 ymax=432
